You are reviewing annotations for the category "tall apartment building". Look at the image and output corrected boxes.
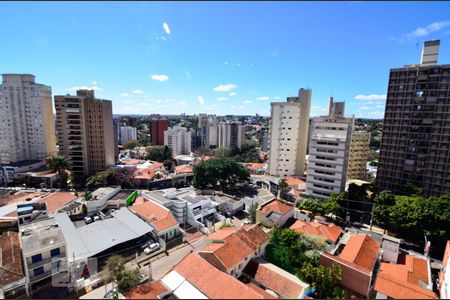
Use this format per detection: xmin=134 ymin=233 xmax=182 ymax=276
xmin=150 ymin=118 xmax=168 ymax=146
xmin=377 ymin=40 xmax=450 ymax=196
xmin=347 ymin=131 xmax=371 ymax=180
xmin=164 ymin=126 xmax=192 ymax=156
xmin=119 ymin=116 xmax=138 ymax=128
xmin=197 ymin=114 xmax=218 ymax=148
xmin=218 ymin=121 xmax=244 ymax=149
xmin=0 ymin=74 xmax=56 ymax=164
xmin=55 ymin=90 xmax=115 ymax=177
xmin=120 ymin=126 xmax=137 ymax=144
xmin=268 ymin=88 xmax=311 ymax=177
xmin=306 ymin=98 xmax=354 ymax=199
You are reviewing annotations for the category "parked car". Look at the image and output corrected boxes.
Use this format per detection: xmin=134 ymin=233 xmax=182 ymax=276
xmin=84 ymin=216 xmax=92 ymax=224
xmin=93 ymin=215 xmax=100 ymax=222
xmin=144 ymin=243 xmax=160 ymax=255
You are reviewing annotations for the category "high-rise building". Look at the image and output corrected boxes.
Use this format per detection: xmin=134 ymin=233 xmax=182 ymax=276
xmin=347 ymin=131 xmax=371 ymax=180
xmin=120 ymin=126 xmax=137 ymax=144
xmin=197 ymin=114 xmax=218 ymax=148
xmin=268 ymin=88 xmax=311 ymax=177
xmin=119 ymin=116 xmax=138 ymax=128
xmin=150 ymin=119 xmax=168 ymax=146
xmin=164 ymin=126 xmax=192 ymax=156
xmin=55 ymin=90 xmax=115 ymax=177
xmin=218 ymin=121 xmax=244 ymax=149
xmin=377 ymin=40 xmax=450 ymax=196
xmin=0 ymin=74 xmax=56 ymax=164
xmin=306 ymin=98 xmax=354 ymax=199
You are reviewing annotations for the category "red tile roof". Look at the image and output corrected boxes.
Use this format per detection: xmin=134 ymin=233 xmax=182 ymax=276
xmin=175 ymin=165 xmax=193 ymax=174
xmin=244 ymin=259 xmax=306 ymax=299
xmin=284 ymin=177 xmax=306 ymax=187
xmin=0 ymin=232 xmax=24 ymax=286
xmin=173 ymin=253 xmax=265 ymax=299
xmin=374 ymin=255 xmax=436 ymax=299
xmin=259 ymin=199 xmax=293 ymax=215
xmin=339 ymin=234 xmax=380 ymax=271
xmin=199 ymin=225 xmax=269 ymax=270
xmin=130 ymin=201 xmax=178 ymax=232
xmin=123 ymin=280 xmax=169 ymax=299
xmin=247 ymin=163 xmax=265 ymax=171
xmin=133 ymin=163 xmax=164 ymax=180
xmin=290 ymin=220 xmax=342 ymax=244
xmin=246 ymin=282 xmax=278 ymax=299
xmin=121 ymin=159 xmax=145 ymax=165
xmin=0 ymin=191 xmax=43 ymax=206
xmin=38 ymin=192 xmax=78 ymax=213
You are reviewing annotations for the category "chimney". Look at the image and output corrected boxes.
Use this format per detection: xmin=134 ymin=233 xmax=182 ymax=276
xmin=421 ymin=40 xmax=440 ymax=66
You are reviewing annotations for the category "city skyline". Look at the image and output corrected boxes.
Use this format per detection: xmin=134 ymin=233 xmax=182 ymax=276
xmin=1 ymin=2 xmax=450 ymax=117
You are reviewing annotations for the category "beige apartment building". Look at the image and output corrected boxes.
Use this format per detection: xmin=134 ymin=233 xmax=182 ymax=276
xmin=0 ymin=74 xmax=56 ymax=164
xmin=347 ymin=131 xmax=371 ymax=180
xmin=268 ymin=88 xmax=311 ymax=177
xmin=55 ymin=90 xmax=115 ymax=177
xmin=377 ymin=40 xmax=450 ymax=196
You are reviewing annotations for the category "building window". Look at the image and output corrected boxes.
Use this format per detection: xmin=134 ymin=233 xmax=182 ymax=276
xmin=31 ymin=254 xmax=43 ymax=264
xmin=50 ymin=248 xmax=60 ymax=257
xmin=52 ymin=260 xmax=61 ymax=271
xmin=33 ymin=266 xmax=44 ymax=277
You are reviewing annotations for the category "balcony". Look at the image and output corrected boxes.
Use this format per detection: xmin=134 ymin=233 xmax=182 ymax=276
xmin=29 ymin=269 xmax=53 ymax=283
xmin=28 ymin=253 xmax=65 ymax=269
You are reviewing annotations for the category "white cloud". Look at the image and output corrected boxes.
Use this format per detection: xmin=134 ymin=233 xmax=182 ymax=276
xmin=213 ymin=83 xmax=237 ymax=92
xmin=243 ymin=100 xmax=253 ymax=104
xmin=399 ymin=21 xmax=450 ymax=41
xmin=256 ymin=96 xmax=270 ymax=101
xmin=92 ymin=81 xmax=97 ymax=85
xmin=151 ymin=74 xmax=169 ymax=82
xmin=217 ymin=96 xmax=228 ymax=101
xmin=163 ymin=22 xmax=171 ymax=35
xmin=229 ymin=92 xmax=237 ymax=97
xmin=132 ymin=89 xmax=144 ymax=94
xmin=198 ymin=96 xmax=205 ymax=106
xmin=67 ymin=85 xmax=102 ymax=91
xmin=119 ymin=93 xmax=129 ymax=97
xmin=366 ymin=111 xmax=385 ymax=118
xmin=359 ymin=106 xmax=370 ymax=110
xmin=274 ymin=96 xmax=281 ymax=100
xmin=354 ymin=94 xmax=386 ymax=101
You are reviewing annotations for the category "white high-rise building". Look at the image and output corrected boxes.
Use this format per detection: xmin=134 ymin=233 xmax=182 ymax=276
xmin=306 ymin=98 xmax=354 ymax=199
xmin=120 ymin=126 xmax=137 ymax=144
xmin=164 ymin=126 xmax=192 ymax=156
xmin=207 ymin=125 xmax=218 ymax=147
xmin=218 ymin=121 xmax=244 ymax=149
xmin=0 ymin=74 xmax=56 ymax=164
xmin=268 ymin=88 xmax=311 ymax=177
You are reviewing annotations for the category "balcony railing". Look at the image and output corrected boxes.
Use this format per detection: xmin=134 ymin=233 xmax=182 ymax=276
xmin=28 ymin=253 xmax=65 ymax=269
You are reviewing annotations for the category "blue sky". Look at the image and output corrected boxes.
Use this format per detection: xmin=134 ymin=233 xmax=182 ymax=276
xmin=1 ymin=1 xmax=450 ymax=117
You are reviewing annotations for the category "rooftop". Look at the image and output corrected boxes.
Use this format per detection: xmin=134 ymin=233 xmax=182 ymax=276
xmin=0 ymin=232 xmax=24 ymax=286
xmin=339 ymin=234 xmax=380 ymax=271
xmin=130 ymin=200 xmax=178 ymax=232
xmin=374 ymin=254 xmax=436 ymax=299
xmin=122 ymin=280 xmax=170 ymax=299
xmin=290 ymin=220 xmax=342 ymax=244
xmin=243 ymin=257 xmax=309 ymax=299
xmin=38 ymin=192 xmax=79 ymax=213
xmin=175 ymin=165 xmax=193 ymax=174
xmin=259 ymin=199 xmax=293 ymax=215
xmin=166 ymin=252 xmax=265 ymax=299
xmin=20 ymin=217 xmax=66 ymax=255
xmin=0 ymin=190 xmax=46 ymax=206
xmin=90 ymin=187 xmax=119 ymax=201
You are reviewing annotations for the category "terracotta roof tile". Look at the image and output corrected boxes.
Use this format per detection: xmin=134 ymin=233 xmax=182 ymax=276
xmin=130 ymin=201 xmax=178 ymax=232
xmin=246 ymin=282 xmax=278 ymax=299
xmin=247 ymin=163 xmax=265 ymax=171
xmin=284 ymin=177 xmax=306 ymax=187
xmin=290 ymin=220 xmax=342 ymax=244
xmin=0 ymin=191 xmax=43 ymax=206
xmin=339 ymin=234 xmax=380 ymax=271
xmin=38 ymin=192 xmax=78 ymax=213
xmin=259 ymin=199 xmax=293 ymax=215
xmin=374 ymin=255 xmax=436 ymax=299
xmin=0 ymin=232 xmax=24 ymax=286
xmin=123 ymin=280 xmax=169 ymax=299
xmin=175 ymin=165 xmax=193 ymax=174
xmin=174 ymin=253 xmax=264 ymax=299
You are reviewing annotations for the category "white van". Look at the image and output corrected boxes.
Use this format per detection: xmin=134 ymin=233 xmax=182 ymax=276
xmin=144 ymin=243 xmax=160 ymax=255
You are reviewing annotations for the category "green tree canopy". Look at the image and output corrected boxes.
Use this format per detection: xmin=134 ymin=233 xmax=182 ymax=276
xmin=104 ymin=255 xmax=142 ymax=292
xmin=192 ymin=157 xmax=250 ymax=192
xmin=45 ymin=154 xmax=69 ymax=188
xmin=86 ymin=169 xmax=116 ymax=190
xmin=122 ymin=140 xmax=140 ymax=150
xmin=298 ymin=263 xmax=347 ymax=299
xmin=146 ymin=146 xmax=173 ymax=162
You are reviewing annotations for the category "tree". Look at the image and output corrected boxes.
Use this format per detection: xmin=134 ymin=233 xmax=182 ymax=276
xmin=298 ymin=198 xmax=324 ymax=217
xmin=213 ymin=147 xmax=232 ymax=157
xmin=298 ymin=263 xmax=347 ymax=299
xmin=104 ymin=255 xmax=141 ymax=292
xmin=45 ymin=155 xmax=69 ymax=189
xmin=264 ymin=227 xmax=326 ymax=274
xmin=372 ymin=190 xmax=395 ymax=232
xmin=86 ymin=169 xmax=116 ymax=190
xmin=117 ymin=267 xmax=141 ymax=291
xmin=404 ymin=182 xmax=423 ymax=196
xmin=322 ymin=193 xmax=344 ymax=219
xmin=146 ymin=146 xmax=172 ymax=162
xmin=172 ymin=177 xmax=181 ymax=189
xmin=122 ymin=140 xmax=139 ymax=150
xmin=192 ymin=157 xmax=250 ymax=192
xmin=278 ymin=178 xmax=289 ymax=199
xmin=248 ymin=202 xmax=258 ymax=223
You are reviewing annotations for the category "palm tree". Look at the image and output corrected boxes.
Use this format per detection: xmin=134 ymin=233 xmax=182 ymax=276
xmin=45 ymin=155 xmax=69 ymax=189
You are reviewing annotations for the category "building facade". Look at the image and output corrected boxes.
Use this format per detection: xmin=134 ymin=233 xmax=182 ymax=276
xmin=0 ymin=74 xmax=56 ymax=164
xmin=150 ymin=119 xmax=168 ymax=146
xmin=268 ymin=88 xmax=311 ymax=177
xmin=218 ymin=121 xmax=244 ymax=149
xmin=120 ymin=126 xmax=137 ymax=144
xmin=347 ymin=131 xmax=371 ymax=180
xmin=376 ymin=40 xmax=450 ymax=196
xmin=164 ymin=126 xmax=192 ymax=156
xmin=55 ymin=90 xmax=115 ymax=177
xmin=306 ymin=98 xmax=354 ymax=199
